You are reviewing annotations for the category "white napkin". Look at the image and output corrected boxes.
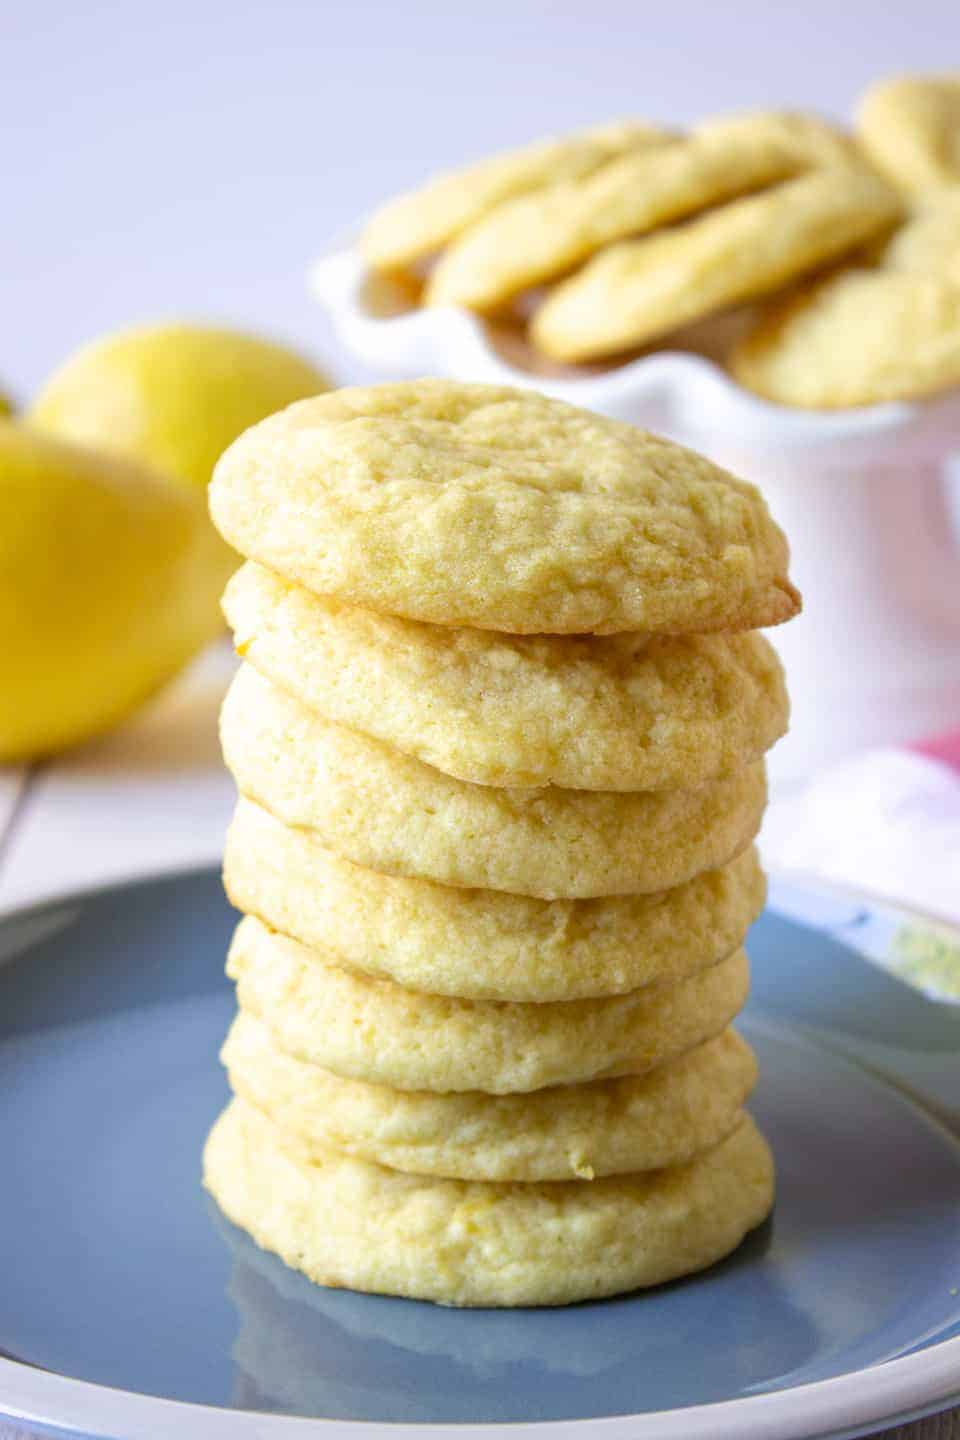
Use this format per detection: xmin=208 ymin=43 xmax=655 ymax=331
xmin=764 ymin=747 xmax=960 ymax=924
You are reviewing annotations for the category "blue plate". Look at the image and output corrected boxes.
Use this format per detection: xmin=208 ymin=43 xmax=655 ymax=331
xmin=0 ymin=867 xmax=958 ymax=1440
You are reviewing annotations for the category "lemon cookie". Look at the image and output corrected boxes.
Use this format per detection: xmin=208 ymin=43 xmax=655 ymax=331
xmin=857 ymin=74 xmax=960 ymax=195
xmin=731 ymin=269 xmax=960 ymax=408
xmin=223 ymin=1014 xmax=757 ymax=1182
xmin=225 ymin=562 xmax=788 ymax=792
xmin=205 ymin=1100 xmax=773 ymax=1306
xmin=227 ymin=917 xmax=750 ymax=1094
xmin=221 ymin=666 xmax=767 ymax=899
xmin=881 ymin=195 xmax=960 ymax=281
xmin=225 ymin=799 xmax=765 ymax=1001
xmin=428 ymin=110 xmax=859 ymax=311
xmin=361 ymin=121 xmax=669 ymax=271
xmin=533 ymin=167 xmax=901 ymax=361
xmin=209 ymin=381 xmax=799 ymax=635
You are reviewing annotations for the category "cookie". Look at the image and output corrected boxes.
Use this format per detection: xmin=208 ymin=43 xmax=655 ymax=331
xmin=221 ymin=665 xmax=767 ymax=899
xmin=532 ymin=167 xmax=901 ymax=361
xmin=223 ymin=1014 xmax=757 ymax=1182
xmin=730 ymin=268 xmax=960 ymax=408
xmin=881 ymin=195 xmax=960 ymax=280
xmin=225 ymin=798 xmax=765 ymax=1002
xmin=209 ymin=381 xmax=799 ymax=635
xmin=225 ymin=562 xmax=788 ymax=792
xmin=204 ymin=1100 xmax=774 ymax=1307
xmin=428 ymin=110 xmax=859 ymax=311
xmin=857 ymin=74 xmax=960 ymax=195
xmin=226 ymin=916 xmax=750 ymax=1094
xmin=361 ymin=122 xmax=668 ymax=271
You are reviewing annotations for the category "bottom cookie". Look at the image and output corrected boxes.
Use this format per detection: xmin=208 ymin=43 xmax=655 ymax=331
xmin=204 ymin=1097 xmax=774 ymax=1308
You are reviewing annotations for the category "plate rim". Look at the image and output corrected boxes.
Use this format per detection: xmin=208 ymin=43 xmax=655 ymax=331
xmin=2 ymin=1333 xmax=959 ymax=1440
xmin=1 ymin=864 xmax=958 ymax=1440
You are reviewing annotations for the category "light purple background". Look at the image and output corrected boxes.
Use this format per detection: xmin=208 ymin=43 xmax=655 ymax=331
xmin=2 ymin=0 xmax=958 ymax=400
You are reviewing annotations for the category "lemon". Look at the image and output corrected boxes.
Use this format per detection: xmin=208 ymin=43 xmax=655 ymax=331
xmin=0 ymin=420 xmax=225 ymax=761
xmin=29 ymin=323 xmax=330 ymax=496
xmin=0 ymin=386 xmax=12 ymax=416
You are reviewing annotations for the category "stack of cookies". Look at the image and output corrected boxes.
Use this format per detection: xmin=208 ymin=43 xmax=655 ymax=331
xmin=204 ymin=380 xmax=800 ymax=1308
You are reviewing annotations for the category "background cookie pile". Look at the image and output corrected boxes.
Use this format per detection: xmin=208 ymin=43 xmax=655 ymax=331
xmin=203 ymin=379 xmax=800 ymax=1307
xmin=361 ymin=73 xmax=960 ymax=409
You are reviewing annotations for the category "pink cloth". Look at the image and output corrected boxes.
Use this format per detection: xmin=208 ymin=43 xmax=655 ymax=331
xmin=913 ymin=730 xmax=960 ymax=773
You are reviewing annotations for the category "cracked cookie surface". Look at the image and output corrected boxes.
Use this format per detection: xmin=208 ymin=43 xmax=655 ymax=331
xmin=225 ymin=798 xmax=765 ymax=1001
xmin=210 ymin=380 xmax=799 ymax=635
xmin=222 ymin=1014 xmax=757 ymax=1182
xmin=227 ymin=916 xmax=750 ymax=1095
xmin=221 ymin=665 xmax=767 ymax=900
xmin=225 ymin=561 xmax=788 ymax=792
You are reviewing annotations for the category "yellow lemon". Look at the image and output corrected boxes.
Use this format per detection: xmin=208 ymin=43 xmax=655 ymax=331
xmin=29 ymin=323 xmax=331 ymax=496
xmin=0 ymin=386 xmax=13 ymax=416
xmin=0 ymin=420 xmax=225 ymax=761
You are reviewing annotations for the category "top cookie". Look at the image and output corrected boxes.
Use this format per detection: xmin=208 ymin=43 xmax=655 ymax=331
xmin=362 ymin=121 xmax=670 ymax=271
xmin=210 ymin=381 xmax=800 ymax=635
xmin=857 ymin=74 xmax=960 ymax=195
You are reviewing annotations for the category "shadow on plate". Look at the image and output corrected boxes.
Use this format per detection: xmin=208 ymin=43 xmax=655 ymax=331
xmin=211 ymin=1206 xmax=825 ymax=1424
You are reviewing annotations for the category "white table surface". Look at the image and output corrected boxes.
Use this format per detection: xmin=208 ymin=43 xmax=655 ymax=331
xmin=1 ymin=645 xmax=958 ymax=1440
xmin=0 ymin=646 xmax=236 ymax=915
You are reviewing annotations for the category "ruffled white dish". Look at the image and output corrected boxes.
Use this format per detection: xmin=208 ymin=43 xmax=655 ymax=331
xmin=309 ymin=247 xmax=960 ymax=784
